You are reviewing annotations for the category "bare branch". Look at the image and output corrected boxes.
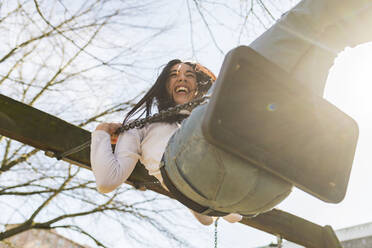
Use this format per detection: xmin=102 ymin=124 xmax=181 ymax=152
xmin=28 ymin=13 xmax=110 ymax=105
xmin=191 ymin=0 xmax=224 ymax=55
xmin=33 ymin=0 xmax=115 ymax=67
xmin=186 ymin=0 xmax=197 ymax=59
xmin=0 ymin=149 xmax=39 ymax=173
xmin=27 ymin=166 xmax=77 ymax=222
xmin=257 ymin=0 xmax=276 ymax=21
xmin=48 ymin=225 xmax=109 ymax=248
xmin=77 ymin=91 xmax=145 ymax=127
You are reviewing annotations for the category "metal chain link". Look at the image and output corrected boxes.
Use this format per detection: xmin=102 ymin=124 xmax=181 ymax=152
xmin=116 ymin=95 xmax=210 ymax=134
xmin=214 ymin=217 xmax=219 ymax=248
xmin=276 ymin=235 xmax=283 ymax=248
xmin=49 ymin=95 xmax=210 ymax=160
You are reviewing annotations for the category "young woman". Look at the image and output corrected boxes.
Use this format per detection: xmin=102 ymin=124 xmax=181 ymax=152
xmin=90 ymin=59 xmax=242 ymax=225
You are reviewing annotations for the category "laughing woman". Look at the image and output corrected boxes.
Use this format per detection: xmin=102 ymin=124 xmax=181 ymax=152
xmin=90 ymin=59 xmax=242 ymax=225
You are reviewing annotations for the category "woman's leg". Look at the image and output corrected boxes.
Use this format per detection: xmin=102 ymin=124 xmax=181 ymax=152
xmin=222 ymin=213 xmax=243 ymax=223
xmin=190 ymin=209 xmax=213 ymax=226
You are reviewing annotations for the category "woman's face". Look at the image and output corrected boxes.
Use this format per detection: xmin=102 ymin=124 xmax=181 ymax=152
xmin=166 ymin=63 xmax=198 ymax=105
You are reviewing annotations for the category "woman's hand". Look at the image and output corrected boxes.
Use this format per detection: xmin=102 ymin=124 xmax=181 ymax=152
xmin=95 ymin=123 xmax=121 ymax=144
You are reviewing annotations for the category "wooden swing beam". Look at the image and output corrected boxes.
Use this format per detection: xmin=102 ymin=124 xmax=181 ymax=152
xmin=0 ymin=93 xmax=341 ymax=248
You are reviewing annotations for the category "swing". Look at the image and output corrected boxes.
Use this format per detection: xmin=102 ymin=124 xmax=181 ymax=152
xmin=160 ymin=46 xmax=358 ymax=217
xmin=203 ymin=46 xmax=358 ymax=203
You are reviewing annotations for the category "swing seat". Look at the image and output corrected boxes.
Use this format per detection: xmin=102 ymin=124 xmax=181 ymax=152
xmin=161 ymin=46 xmax=357 ymax=216
xmin=202 ymin=46 xmax=359 ymax=203
xmin=161 ymin=104 xmax=292 ymax=216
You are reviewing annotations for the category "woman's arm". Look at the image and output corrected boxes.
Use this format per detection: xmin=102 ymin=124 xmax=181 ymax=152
xmin=91 ymin=123 xmax=141 ymax=193
xmin=95 ymin=122 xmax=121 ymax=144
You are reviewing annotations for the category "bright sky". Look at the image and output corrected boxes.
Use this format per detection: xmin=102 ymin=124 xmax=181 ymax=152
xmin=3 ymin=1 xmax=372 ymax=247
xmin=206 ymin=42 xmax=372 ymax=248
xmin=90 ymin=2 xmax=372 ymax=247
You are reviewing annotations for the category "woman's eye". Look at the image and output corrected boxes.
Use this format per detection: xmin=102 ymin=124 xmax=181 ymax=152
xmin=186 ymin=74 xmax=195 ymax=78
xmin=169 ymin=73 xmax=177 ymax=78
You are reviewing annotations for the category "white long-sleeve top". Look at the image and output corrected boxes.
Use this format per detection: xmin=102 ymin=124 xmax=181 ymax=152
xmin=91 ymin=121 xmax=243 ymax=223
xmin=90 ymin=122 xmax=179 ymax=193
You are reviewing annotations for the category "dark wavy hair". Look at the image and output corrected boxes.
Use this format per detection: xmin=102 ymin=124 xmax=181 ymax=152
xmin=122 ymin=59 xmax=216 ymax=125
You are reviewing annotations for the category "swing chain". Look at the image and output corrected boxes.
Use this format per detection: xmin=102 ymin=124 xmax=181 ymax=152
xmin=214 ymin=217 xmax=219 ymax=248
xmin=116 ymin=95 xmax=210 ymax=134
xmin=276 ymin=234 xmax=283 ymax=248
xmin=49 ymin=95 xmax=210 ymax=160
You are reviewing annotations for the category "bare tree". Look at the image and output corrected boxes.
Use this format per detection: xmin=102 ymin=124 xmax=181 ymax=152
xmin=0 ymin=1 xmax=191 ymax=247
xmin=184 ymin=0 xmax=298 ymax=60
xmin=0 ymin=0 xmax=299 ymax=247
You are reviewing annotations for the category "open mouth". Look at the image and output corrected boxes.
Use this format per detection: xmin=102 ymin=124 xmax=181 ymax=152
xmin=175 ymin=86 xmax=189 ymax=94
